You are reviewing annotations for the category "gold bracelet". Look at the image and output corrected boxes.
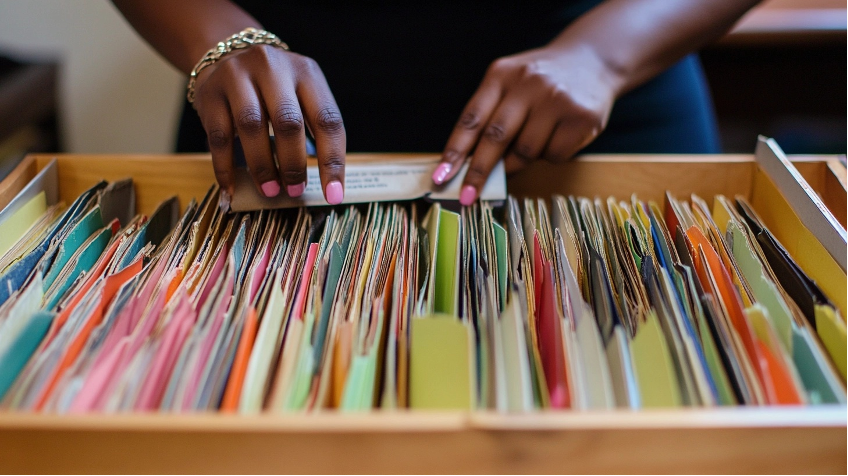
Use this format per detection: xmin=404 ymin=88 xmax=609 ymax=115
xmin=186 ymin=27 xmax=289 ymax=105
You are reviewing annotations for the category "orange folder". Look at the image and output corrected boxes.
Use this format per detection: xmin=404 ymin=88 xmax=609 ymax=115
xmin=686 ymin=226 xmax=800 ymax=404
xmin=221 ymin=306 xmax=259 ymax=412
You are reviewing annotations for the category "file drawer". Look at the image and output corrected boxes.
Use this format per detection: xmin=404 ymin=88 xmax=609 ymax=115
xmin=0 ymin=151 xmax=844 ymax=474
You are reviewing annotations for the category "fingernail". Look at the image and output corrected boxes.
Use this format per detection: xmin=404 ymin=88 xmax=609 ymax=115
xmin=459 ymin=185 xmax=477 ymax=206
xmin=261 ymin=180 xmax=280 ymax=197
xmin=287 ymin=182 xmax=305 ymax=198
xmin=326 ymin=181 xmax=344 ymax=205
xmin=432 ymin=162 xmax=452 ymax=185
xmin=219 ymin=189 xmax=231 ymax=212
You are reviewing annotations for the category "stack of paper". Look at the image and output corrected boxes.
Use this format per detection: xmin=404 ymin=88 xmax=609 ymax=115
xmin=0 ymin=172 xmax=844 ymax=413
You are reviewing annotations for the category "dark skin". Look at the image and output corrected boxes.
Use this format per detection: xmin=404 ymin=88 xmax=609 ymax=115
xmin=112 ymin=0 xmax=762 ymax=205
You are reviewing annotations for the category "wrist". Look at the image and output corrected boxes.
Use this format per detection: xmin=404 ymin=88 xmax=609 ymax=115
xmin=186 ymin=27 xmax=289 ymax=105
xmin=185 ymin=25 xmax=255 ymax=71
xmin=542 ymin=41 xmax=627 ymax=99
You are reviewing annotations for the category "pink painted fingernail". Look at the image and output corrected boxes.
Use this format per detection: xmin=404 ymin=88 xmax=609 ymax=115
xmin=459 ymin=185 xmax=477 ymax=206
xmin=261 ymin=180 xmax=280 ymax=197
xmin=432 ymin=162 xmax=452 ymax=185
xmin=287 ymin=182 xmax=305 ymax=198
xmin=326 ymin=181 xmax=344 ymax=205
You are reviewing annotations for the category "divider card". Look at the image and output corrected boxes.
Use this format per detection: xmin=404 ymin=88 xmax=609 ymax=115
xmin=0 ymin=174 xmax=844 ymax=413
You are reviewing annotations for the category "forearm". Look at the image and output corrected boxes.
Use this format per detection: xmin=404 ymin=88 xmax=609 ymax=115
xmin=112 ymin=0 xmax=262 ymax=74
xmin=549 ymin=0 xmax=761 ymax=96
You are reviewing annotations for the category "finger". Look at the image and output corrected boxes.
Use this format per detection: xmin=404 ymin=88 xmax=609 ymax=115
xmin=198 ymin=97 xmax=236 ymax=196
xmin=230 ymin=81 xmax=280 ymax=197
xmin=541 ymin=122 xmax=591 ymax=164
xmin=261 ymin=79 xmax=307 ymax=198
xmin=502 ymin=106 xmax=558 ymax=174
xmin=436 ymin=76 xmax=503 ymax=185
xmin=297 ymin=60 xmax=346 ymax=205
xmin=459 ymin=95 xmax=528 ymax=206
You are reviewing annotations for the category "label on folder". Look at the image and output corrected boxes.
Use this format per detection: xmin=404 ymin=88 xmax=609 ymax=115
xmin=230 ymin=157 xmax=507 ymax=211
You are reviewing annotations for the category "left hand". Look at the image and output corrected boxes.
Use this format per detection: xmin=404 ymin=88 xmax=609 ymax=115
xmin=433 ymin=44 xmax=620 ymax=205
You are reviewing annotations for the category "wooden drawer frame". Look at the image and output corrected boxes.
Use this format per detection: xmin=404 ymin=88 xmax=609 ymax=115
xmin=0 ymin=153 xmax=844 ymax=474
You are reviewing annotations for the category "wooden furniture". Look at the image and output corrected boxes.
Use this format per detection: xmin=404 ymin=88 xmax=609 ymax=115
xmin=0 ymin=55 xmax=59 ymax=181
xmin=723 ymin=0 xmax=846 ymax=46
xmin=790 ymin=155 xmax=846 ymax=228
xmin=0 ymin=153 xmax=844 ymax=474
xmin=704 ymin=0 xmax=846 ymax=154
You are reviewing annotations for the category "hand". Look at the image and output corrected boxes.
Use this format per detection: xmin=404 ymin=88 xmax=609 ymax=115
xmin=433 ymin=45 xmax=620 ymax=205
xmin=193 ymin=45 xmax=346 ymax=204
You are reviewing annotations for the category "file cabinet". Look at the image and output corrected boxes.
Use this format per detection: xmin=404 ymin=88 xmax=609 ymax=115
xmin=0 ymin=151 xmax=844 ymax=474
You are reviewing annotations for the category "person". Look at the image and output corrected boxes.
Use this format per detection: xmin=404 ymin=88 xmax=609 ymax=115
xmin=112 ymin=0 xmax=762 ymax=205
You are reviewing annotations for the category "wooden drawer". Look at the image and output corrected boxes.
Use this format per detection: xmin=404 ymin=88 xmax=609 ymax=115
xmin=0 ymin=150 xmax=844 ymax=474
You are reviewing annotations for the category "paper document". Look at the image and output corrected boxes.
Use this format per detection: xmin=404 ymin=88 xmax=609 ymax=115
xmin=231 ymin=157 xmax=507 ymax=210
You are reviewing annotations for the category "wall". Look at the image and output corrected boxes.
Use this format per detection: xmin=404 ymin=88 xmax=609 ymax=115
xmin=0 ymin=0 xmax=184 ymax=154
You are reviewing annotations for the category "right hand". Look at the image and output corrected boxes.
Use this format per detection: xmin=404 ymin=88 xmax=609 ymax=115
xmin=192 ymin=45 xmax=346 ymax=204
